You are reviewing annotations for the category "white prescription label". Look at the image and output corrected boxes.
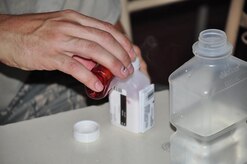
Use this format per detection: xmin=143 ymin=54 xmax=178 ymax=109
xmin=139 ymin=84 xmax=155 ymax=132
xmin=109 ymin=84 xmax=155 ymax=133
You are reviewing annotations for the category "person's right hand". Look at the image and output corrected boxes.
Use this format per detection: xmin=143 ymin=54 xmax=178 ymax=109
xmin=0 ymin=10 xmax=136 ymax=92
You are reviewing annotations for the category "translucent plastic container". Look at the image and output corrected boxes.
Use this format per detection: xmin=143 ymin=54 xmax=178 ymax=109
xmin=169 ymin=29 xmax=247 ymax=164
xmin=109 ymin=58 xmax=155 ymax=133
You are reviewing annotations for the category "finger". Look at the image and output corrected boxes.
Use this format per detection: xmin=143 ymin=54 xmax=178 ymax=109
xmin=52 ymin=54 xmax=104 ymax=92
xmin=61 ymin=23 xmax=132 ymax=71
xmin=62 ymin=36 xmax=131 ymax=79
xmin=59 ymin=10 xmax=136 ymax=60
xmin=84 ymin=19 xmax=136 ymax=59
xmin=72 ymin=56 xmax=96 ymax=71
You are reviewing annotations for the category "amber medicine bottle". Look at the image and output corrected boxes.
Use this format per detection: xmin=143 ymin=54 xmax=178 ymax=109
xmin=85 ymin=64 xmax=114 ymax=100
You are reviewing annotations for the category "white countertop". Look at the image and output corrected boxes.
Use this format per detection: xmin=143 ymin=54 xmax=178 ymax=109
xmin=0 ymin=90 xmax=174 ymax=164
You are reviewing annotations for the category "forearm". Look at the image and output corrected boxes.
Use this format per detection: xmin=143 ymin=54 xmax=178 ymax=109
xmin=0 ymin=14 xmax=9 ymax=21
xmin=0 ymin=14 xmax=15 ymax=67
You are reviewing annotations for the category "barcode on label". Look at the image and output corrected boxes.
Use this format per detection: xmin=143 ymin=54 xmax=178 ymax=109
xmin=139 ymin=84 xmax=154 ymax=132
xmin=144 ymin=104 xmax=151 ymax=128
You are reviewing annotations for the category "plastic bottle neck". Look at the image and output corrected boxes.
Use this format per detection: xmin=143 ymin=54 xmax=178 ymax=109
xmin=132 ymin=57 xmax=140 ymax=71
xmin=192 ymin=29 xmax=233 ymax=58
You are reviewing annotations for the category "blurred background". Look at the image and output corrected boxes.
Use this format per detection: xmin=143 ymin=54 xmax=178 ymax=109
xmin=122 ymin=0 xmax=247 ymax=90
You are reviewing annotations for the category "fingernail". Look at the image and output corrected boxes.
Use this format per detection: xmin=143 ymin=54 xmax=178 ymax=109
xmin=121 ymin=66 xmax=129 ymax=77
xmin=95 ymin=81 xmax=103 ymax=92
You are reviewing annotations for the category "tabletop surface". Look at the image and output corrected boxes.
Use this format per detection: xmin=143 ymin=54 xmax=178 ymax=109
xmin=0 ymin=90 xmax=174 ymax=164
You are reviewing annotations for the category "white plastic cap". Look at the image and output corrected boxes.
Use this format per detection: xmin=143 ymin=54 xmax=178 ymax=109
xmin=73 ymin=120 xmax=100 ymax=143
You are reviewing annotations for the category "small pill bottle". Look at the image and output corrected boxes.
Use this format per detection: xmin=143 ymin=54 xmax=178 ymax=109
xmin=85 ymin=64 xmax=115 ymax=100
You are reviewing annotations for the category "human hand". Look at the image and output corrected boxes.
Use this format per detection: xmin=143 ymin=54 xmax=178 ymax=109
xmin=0 ymin=10 xmax=135 ymax=92
xmin=114 ymin=21 xmax=150 ymax=79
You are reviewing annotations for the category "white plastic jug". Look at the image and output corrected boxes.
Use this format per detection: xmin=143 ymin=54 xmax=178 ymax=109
xmin=109 ymin=57 xmax=155 ymax=133
xmin=169 ymin=29 xmax=247 ymax=164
